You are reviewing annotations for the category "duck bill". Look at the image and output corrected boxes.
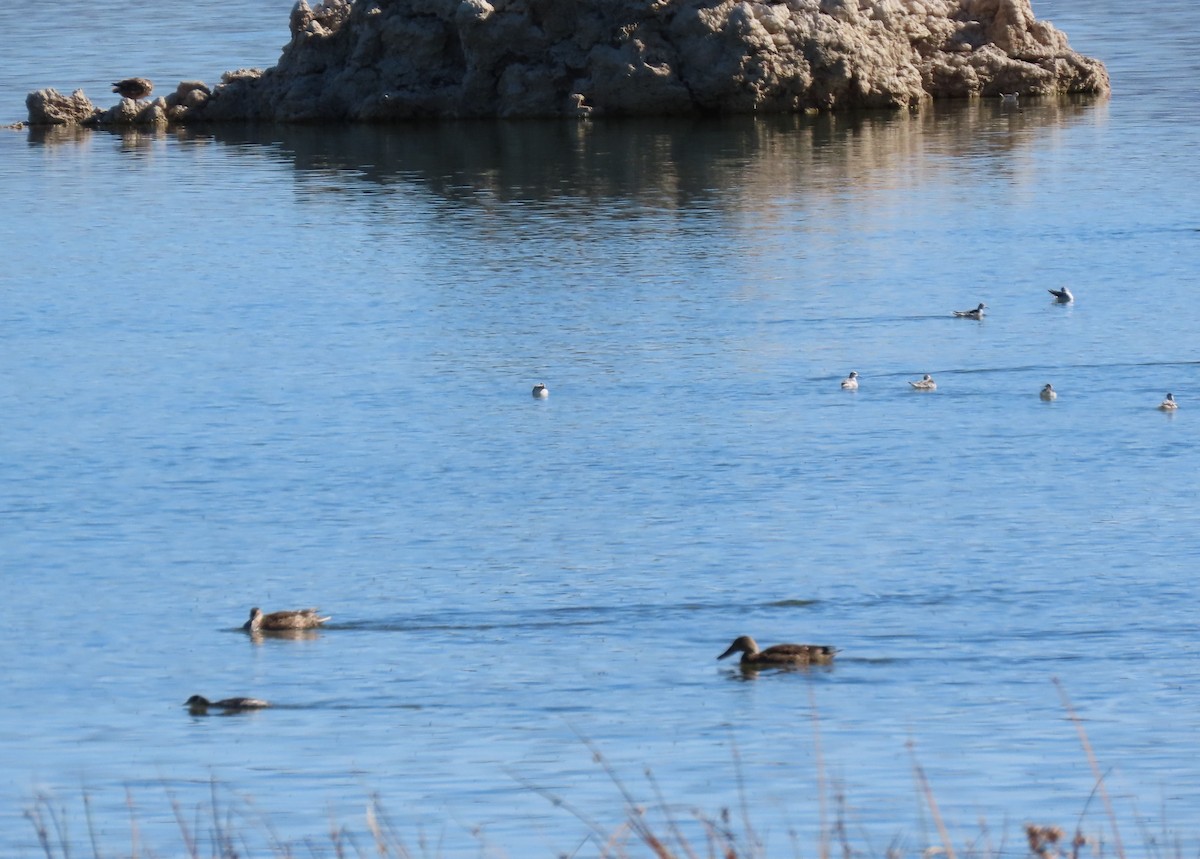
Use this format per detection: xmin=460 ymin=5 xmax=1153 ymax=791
xmin=717 ymin=644 xmax=738 ymax=660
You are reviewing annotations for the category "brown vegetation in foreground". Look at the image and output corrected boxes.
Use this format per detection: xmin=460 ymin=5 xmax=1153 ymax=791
xmin=19 ymin=685 xmax=1162 ymax=859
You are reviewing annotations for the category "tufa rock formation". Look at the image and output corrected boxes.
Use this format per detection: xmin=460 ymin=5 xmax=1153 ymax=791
xmin=26 ymin=0 xmax=1109 ymax=125
xmin=25 ymin=89 xmax=102 ymax=126
xmin=198 ymin=0 xmax=1109 ymax=120
xmin=26 ymin=81 xmax=213 ymax=127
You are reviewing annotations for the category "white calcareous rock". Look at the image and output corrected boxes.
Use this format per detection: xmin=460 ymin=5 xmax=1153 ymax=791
xmin=195 ymin=0 xmax=1109 ymax=120
xmin=87 ymin=96 xmax=169 ymax=127
xmin=28 ymin=0 xmax=1109 ymax=124
xmin=25 ymin=89 xmax=100 ymax=125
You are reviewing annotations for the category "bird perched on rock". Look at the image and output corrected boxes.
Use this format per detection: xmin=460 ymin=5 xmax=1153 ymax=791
xmin=112 ymin=78 xmax=153 ymax=101
xmin=185 ymin=695 xmax=270 ymax=714
xmin=1048 ymin=286 xmax=1074 ymax=303
xmin=717 ymin=635 xmax=836 ymax=669
xmin=243 ymin=607 xmax=330 ymax=632
xmin=953 ymin=302 xmax=986 ymax=319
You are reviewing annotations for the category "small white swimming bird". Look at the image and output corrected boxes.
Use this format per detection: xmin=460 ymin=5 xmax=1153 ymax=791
xmin=531 ymin=383 xmax=549 ymax=398
xmin=1048 ymin=287 xmax=1074 ymax=303
xmin=909 ymin=374 xmax=937 ymax=391
xmin=953 ymin=303 xmax=987 ymax=319
xmin=1000 ymin=92 xmax=1020 ymax=104
xmin=1159 ymin=393 xmax=1178 ymax=411
xmin=1040 ymin=383 xmax=1057 ymax=401
xmin=841 ymin=371 xmax=859 ymax=390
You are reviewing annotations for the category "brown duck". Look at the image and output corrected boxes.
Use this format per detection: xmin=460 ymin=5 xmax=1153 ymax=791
xmin=243 ymin=606 xmax=330 ymax=632
xmin=717 ymin=635 xmax=836 ymax=668
xmin=111 ymin=78 xmax=153 ymax=101
xmin=185 ymin=695 xmax=270 ymax=713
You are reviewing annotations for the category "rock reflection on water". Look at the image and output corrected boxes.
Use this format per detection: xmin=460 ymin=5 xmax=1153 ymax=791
xmin=134 ymin=97 xmax=1106 ymax=209
xmin=24 ymin=123 xmax=191 ymax=150
xmin=20 ymin=95 xmax=1106 ymax=214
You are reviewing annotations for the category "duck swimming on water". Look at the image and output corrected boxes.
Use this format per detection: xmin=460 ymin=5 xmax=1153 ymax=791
xmin=841 ymin=371 xmax=859 ymax=390
xmin=909 ymin=374 xmax=937 ymax=391
xmin=243 ymin=607 xmax=330 ymax=632
xmin=1048 ymin=286 xmax=1073 ymax=304
xmin=185 ymin=695 xmax=270 ymax=713
xmin=532 ymin=383 xmax=549 ymax=398
xmin=1040 ymin=383 xmax=1057 ymax=401
xmin=1159 ymin=393 xmax=1178 ymax=411
xmin=717 ymin=635 xmax=836 ymax=668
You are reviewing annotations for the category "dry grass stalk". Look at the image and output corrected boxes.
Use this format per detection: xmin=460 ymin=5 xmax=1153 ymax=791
xmin=807 ymin=683 xmax=829 ymax=859
xmin=1053 ymin=678 xmax=1126 ymax=859
xmin=82 ymin=790 xmax=104 ymax=859
xmin=124 ymin=788 xmax=141 ymax=859
xmin=907 ymin=740 xmax=956 ymax=859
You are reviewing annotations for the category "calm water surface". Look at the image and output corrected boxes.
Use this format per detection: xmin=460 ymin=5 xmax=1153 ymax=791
xmin=2 ymin=0 xmax=1199 ymax=856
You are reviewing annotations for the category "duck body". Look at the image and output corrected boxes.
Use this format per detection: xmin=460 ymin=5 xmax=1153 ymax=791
xmin=953 ymin=303 xmax=987 ymax=319
xmin=532 ymin=383 xmax=549 ymax=398
xmin=1159 ymin=393 xmax=1178 ymax=411
xmin=185 ymin=695 xmax=270 ymax=713
xmin=841 ymin=371 xmax=859 ymax=390
xmin=718 ymin=635 xmax=836 ymax=668
xmin=1040 ymin=384 xmax=1057 ymax=401
xmin=909 ymin=374 xmax=937 ymax=391
xmin=112 ymin=77 xmax=153 ymax=100
xmin=1048 ymin=287 xmax=1073 ymax=303
xmin=244 ymin=607 xmax=330 ymax=632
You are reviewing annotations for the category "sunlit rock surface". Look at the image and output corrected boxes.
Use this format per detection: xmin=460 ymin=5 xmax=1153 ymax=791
xmin=28 ymin=0 xmax=1110 ymax=125
xmin=199 ymin=0 xmax=1109 ymax=119
xmin=26 ymin=89 xmax=101 ymax=125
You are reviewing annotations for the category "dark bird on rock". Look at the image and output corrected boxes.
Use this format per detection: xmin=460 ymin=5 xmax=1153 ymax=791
xmin=112 ymin=78 xmax=153 ymax=101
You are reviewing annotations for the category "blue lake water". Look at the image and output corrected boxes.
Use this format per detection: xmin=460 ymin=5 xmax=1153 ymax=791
xmin=2 ymin=0 xmax=1200 ymax=856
